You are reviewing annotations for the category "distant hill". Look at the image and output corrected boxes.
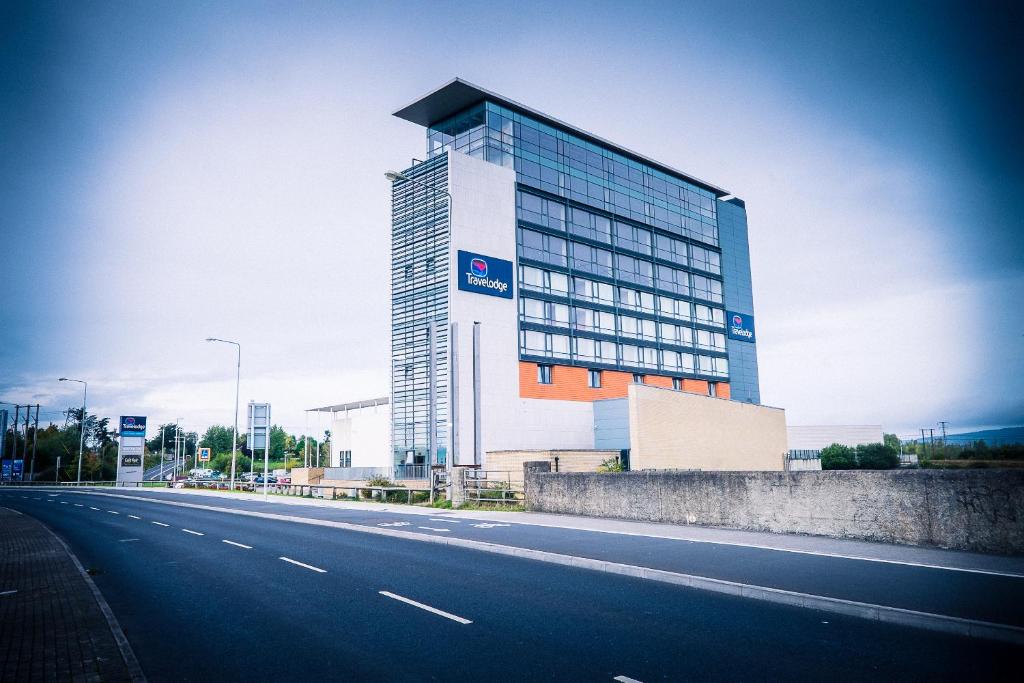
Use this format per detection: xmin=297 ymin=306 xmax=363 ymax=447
xmin=941 ymin=426 xmax=1024 ymax=446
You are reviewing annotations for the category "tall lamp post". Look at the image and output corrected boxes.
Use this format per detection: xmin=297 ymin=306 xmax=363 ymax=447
xmin=385 ymin=170 xmax=453 ymax=474
xmin=206 ymin=338 xmax=241 ymax=490
xmin=58 ymin=377 xmax=87 ymax=485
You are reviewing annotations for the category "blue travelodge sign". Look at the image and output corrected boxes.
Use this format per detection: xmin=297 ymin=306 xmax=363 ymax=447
xmin=456 ymin=250 xmax=513 ymax=299
xmin=727 ymin=311 xmax=756 ymax=343
xmin=119 ymin=415 xmax=147 ymax=436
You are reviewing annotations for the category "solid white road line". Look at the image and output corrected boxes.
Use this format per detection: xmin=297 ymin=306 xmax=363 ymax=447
xmin=279 ymin=557 xmax=326 ymax=573
xmin=128 ymin=515 xmax=141 ymax=520
xmin=378 ymin=591 xmax=472 ymax=624
xmin=614 ymin=676 xmax=644 ymax=683
xmin=0 ymin=507 xmax=22 ymax=516
xmin=222 ymin=540 xmax=252 ymax=549
xmin=418 ymin=526 xmax=450 ymax=532
xmin=151 ymin=521 xmax=170 ymax=527
xmin=0 ymin=590 xmax=18 ymax=596
xmin=430 ymin=518 xmax=460 ymax=523
xmin=182 ymin=529 xmax=204 ymax=536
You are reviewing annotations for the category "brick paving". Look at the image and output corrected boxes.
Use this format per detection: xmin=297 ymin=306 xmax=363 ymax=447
xmin=0 ymin=507 xmax=136 ymax=682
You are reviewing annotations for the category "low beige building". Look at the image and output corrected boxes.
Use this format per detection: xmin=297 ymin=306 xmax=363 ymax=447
xmin=485 ymin=449 xmax=620 ymax=485
xmin=626 ymin=384 xmax=787 ymax=471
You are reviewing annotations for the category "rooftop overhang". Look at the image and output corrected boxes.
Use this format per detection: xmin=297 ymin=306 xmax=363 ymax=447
xmin=393 ymin=77 xmax=729 ymax=197
xmin=308 ymin=397 xmax=389 ymax=414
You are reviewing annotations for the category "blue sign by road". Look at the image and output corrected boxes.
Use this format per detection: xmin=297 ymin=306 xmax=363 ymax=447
xmin=727 ymin=311 xmax=756 ymax=343
xmin=456 ymin=250 xmax=513 ymax=299
xmin=120 ymin=415 xmax=147 ymax=436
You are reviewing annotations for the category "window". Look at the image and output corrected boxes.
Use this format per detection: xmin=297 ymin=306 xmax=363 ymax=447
xmin=655 ymin=234 xmax=687 ymax=266
xmin=692 ymin=274 xmax=723 ymax=303
xmin=619 ymin=315 xmax=656 ymax=340
xmin=573 ymin=276 xmax=615 ymax=305
xmin=708 ymin=381 xmax=717 ymax=397
xmin=519 ymin=228 xmax=567 ymax=267
xmin=616 ymin=253 xmax=654 ymax=286
xmin=573 ymin=307 xmax=616 ymax=335
xmin=695 ymin=330 xmax=726 ymax=351
xmin=517 ymin=191 xmax=566 ymax=231
xmin=520 ymin=298 xmax=569 ymax=327
xmin=588 ymin=369 xmax=602 ymax=388
xmin=659 ymin=322 xmax=693 ymax=347
xmin=521 ymin=331 xmax=571 ymax=359
xmin=690 ymin=245 xmax=721 ymax=275
xmin=697 ymin=355 xmax=729 ymax=377
xmin=618 ymin=287 xmax=656 ymax=313
xmin=573 ymin=338 xmax=616 ymax=365
xmin=672 ymin=377 xmax=682 ymax=391
xmin=655 ymin=264 xmax=689 ymax=295
xmin=632 ymin=373 xmax=645 ymax=384
xmin=568 ymin=207 xmax=612 ymax=243
xmin=538 ymin=365 xmax=553 ymax=384
xmin=614 ymin=221 xmax=652 ymax=255
xmin=695 ymin=304 xmax=725 ymax=327
xmin=658 ymin=296 xmax=691 ymax=321
xmin=571 ymin=243 xmax=613 ymax=277
xmin=519 ymin=266 xmax=569 ymax=296
xmin=339 ymin=450 xmax=352 ymax=467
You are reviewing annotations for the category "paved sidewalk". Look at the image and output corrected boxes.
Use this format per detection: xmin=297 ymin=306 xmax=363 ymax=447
xmin=0 ymin=507 xmax=141 ymax=682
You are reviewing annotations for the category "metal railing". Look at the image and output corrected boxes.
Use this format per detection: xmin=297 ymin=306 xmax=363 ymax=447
xmin=463 ymin=470 xmax=523 ymax=506
xmin=323 ymin=465 xmax=430 ymax=481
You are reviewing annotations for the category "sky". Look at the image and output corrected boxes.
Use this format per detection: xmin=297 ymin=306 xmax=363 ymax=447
xmin=1 ymin=0 xmax=1021 ymax=440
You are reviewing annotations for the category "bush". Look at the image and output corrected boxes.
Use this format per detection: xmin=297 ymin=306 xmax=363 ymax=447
xmin=365 ymin=475 xmax=393 ymax=487
xmin=855 ymin=443 xmax=899 ymax=470
xmin=820 ymin=443 xmax=856 ymax=470
xmin=597 ymin=456 xmax=624 ymax=473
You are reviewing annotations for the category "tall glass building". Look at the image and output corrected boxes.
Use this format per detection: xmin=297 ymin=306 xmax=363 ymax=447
xmin=389 ymin=79 xmax=760 ymax=467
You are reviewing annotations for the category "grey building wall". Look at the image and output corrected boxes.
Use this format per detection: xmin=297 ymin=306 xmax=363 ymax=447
xmin=717 ymin=198 xmax=760 ymax=404
xmin=593 ymin=398 xmax=630 ymax=450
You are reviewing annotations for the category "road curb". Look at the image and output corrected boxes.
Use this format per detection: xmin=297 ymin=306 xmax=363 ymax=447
xmin=64 ymin=488 xmax=1024 ymax=645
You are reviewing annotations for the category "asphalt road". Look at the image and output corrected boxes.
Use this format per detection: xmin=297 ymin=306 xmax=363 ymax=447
xmin=1 ymin=489 xmax=1020 ymax=681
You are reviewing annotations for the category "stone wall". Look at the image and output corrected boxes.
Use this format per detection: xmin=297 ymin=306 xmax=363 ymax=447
xmin=524 ymin=468 xmax=1024 ymax=554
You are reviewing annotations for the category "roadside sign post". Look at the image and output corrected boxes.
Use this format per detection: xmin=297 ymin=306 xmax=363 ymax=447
xmin=116 ymin=416 xmax=147 ymax=486
xmin=247 ymin=402 xmax=271 ymax=500
xmin=198 ymin=447 xmax=211 ymax=471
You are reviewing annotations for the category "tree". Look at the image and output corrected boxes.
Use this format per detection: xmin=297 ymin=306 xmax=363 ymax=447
xmin=883 ymin=433 xmax=901 ymax=451
xmin=199 ymin=425 xmax=235 ymax=455
xmin=855 ymin=443 xmax=900 ymax=469
xmin=820 ymin=443 xmax=856 ymax=470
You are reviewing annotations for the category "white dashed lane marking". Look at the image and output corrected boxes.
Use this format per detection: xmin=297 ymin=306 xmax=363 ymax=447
xmin=379 ymin=591 xmax=472 ymax=624
xmin=222 ymin=540 xmax=252 ymax=549
xmin=418 ymin=527 xmax=450 ymax=532
xmin=279 ymin=557 xmax=326 ymax=573
xmin=152 ymin=522 xmax=170 ymax=527
xmin=128 ymin=515 xmax=141 ymax=519
xmin=182 ymin=529 xmax=204 ymax=536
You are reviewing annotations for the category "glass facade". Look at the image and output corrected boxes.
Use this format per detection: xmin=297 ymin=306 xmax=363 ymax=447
xmin=428 ymin=102 xmax=730 ymax=381
xmin=390 ymin=153 xmax=449 ymax=466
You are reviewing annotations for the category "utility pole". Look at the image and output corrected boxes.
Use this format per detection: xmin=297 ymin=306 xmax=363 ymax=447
xmin=159 ymin=425 xmax=165 ymax=481
xmin=22 ymin=407 xmax=31 ymax=481
xmin=929 ymin=428 xmax=935 ymax=457
xmin=939 ymin=421 xmax=948 ymax=444
xmin=29 ymin=405 xmax=39 ymax=482
xmin=12 ymin=404 xmax=20 ymax=467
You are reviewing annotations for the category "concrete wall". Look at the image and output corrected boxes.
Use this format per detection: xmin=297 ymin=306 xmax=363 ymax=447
xmin=331 ymin=404 xmax=391 ymax=468
xmin=486 ymin=449 xmax=618 ymax=484
xmin=524 ymin=469 xmax=1024 ymax=554
xmin=628 ymin=384 xmax=787 ymax=471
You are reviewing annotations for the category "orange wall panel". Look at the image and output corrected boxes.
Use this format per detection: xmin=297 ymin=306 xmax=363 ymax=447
xmin=519 ymin=363 xmax=732 ymax=403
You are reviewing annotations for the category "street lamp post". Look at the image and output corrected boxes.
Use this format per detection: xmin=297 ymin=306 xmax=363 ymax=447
xmin=206 ymin=338 xmax=241 ymax=490
xmin=385 ymin=170 xmax=453 ymax=473
xmin=58 ymin=377 xmax=87 ymax=485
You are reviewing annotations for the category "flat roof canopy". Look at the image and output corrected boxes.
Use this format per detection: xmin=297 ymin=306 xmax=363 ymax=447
xmin=308 ymin=397 xmax=389 ymax=413
xmin=393 ymin=77 xmax=728 ymax=197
